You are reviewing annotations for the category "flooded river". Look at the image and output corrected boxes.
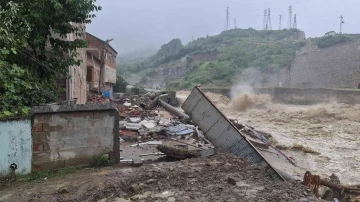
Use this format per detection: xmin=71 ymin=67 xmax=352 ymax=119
xmin=177 ymin=90 xmax=360 ymax=185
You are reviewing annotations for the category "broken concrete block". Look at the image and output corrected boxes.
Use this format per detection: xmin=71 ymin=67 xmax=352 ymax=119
xmin=119 ymin=121 xmax=127 ymax=129
xmin=142 ymin=122 xmax=156 ymax=129
xmin=124 ymin=102 xmax=132 ymax=107
xmin=129 ymin=117 xmax=141 ymax=123
xmin=126 ymin=123 xmax=141 ymax=131
xmin=159 ymin=118 xmax=171 ymax=126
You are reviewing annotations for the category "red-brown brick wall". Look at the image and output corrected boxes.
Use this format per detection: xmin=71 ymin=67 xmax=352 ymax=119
xmin=86 ymin=34 xmax=117 ymax=69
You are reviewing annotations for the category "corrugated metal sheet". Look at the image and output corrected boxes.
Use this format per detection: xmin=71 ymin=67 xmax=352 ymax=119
xmin=182 ymin=87 xmax=284 ymax=181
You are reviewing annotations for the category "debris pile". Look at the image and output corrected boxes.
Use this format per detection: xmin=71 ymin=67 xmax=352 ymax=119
xmin=303 ymin=171 xmax=360 ymax=201
xmin=115 ymin=91 xmax=214 ymax=163
xmin=87 ymin=91 xmax=109 ymax=103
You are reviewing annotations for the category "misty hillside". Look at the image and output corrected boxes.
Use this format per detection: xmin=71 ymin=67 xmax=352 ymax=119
xmin=119 ymin=28 xmax=355 ymax=89
xmin=117 ymin=47 xmax=158 ymax=65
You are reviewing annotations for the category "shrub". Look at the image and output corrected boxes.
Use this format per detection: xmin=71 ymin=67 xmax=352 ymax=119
xmin=91 ymin=154 xmax=115 ymax=168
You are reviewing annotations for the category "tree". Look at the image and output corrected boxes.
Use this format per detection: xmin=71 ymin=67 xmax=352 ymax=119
xmin=0 ymin=0 xmax=101 ymax=118
xmin=113 ymin=75 xmax=128 ymax=93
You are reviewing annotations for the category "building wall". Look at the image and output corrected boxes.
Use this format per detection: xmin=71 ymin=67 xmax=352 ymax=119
xmin=86 ymin=52 xmax=101 ymax=90
xmin=86 ymin=34 xmax=117 ymax=69
xmin=72 ymin=48 xmax=87 ymax=104
xmin=86 ymin=33 xmax=118 ymax=93
xmin=104 ymin=64 xmax=116 ymax=84
xmin=0 ymin=118 xmax=32 ymax=176
xmin=31 ymin=104 xmax=120 ymax=171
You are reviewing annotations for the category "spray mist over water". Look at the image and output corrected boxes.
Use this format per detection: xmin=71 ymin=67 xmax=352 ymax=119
xmin=229 ymin=83 xmax=272 ymax=111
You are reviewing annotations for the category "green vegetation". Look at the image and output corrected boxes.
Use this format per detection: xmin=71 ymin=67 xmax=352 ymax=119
xmin=113 ymin=75 xmax=128 ymax=93
xmin=91 ymin=154 xmax=115 ymax=168
xmin=165 ymin=29 xmax=305 ymax=89
xmin=121 ymin=29 xmax=358 ymax=90
xmin=120 ymin=29 xmax=307 ymax=89
xmin=313 ymin=34 xmax=352 ymax=49
xmin=0 ymin=1 xmax=100 ymax=118
xmin=0 ymin=167 xmax=78 ymax=185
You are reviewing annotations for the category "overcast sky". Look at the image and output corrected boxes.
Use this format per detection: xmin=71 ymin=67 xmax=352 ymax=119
xmin=87 ymin=0 xmax=360 ymax=54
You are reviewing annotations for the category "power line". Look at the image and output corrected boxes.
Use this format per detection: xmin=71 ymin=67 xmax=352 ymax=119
xmin=279 ymin=15 xmax=282 ymax=30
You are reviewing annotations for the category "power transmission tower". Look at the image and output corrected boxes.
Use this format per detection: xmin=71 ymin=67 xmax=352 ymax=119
xmin=263 ymin=9 xmax=268 ymax=30
xmin=288 ymin=5 xmax=292 ymax=29
xmin=293 ymin=14 xmax=297 ymax=29
xmin=267 ymin=8 xmax=272 ymax=30
xmin=339 ymin=15 xmax=345 ymax=34
xmin=279 ymin=15 xmax=282 ymax=30
xmin=224 ymin=7 xmax=231 ymax=31
xmin=234 ymin=18 xmax=237 ymax=29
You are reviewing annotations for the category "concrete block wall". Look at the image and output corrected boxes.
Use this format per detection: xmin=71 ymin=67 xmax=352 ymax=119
xmin=272 ymin=38 xmax=360 ymax=89
xmin=31 ymin=104 xmax=119 ymax=171
xmin=0 ymin=118 xmax=32 ymax=177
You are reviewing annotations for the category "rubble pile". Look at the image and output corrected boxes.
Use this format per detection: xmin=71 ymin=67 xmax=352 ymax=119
xmin=87 ymin=91 xmax=109 ymax=103
xmin=116 ymin=91 xmax=214 ymax=163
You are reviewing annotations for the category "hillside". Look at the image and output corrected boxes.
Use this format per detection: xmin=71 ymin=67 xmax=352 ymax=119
xmin=119 ymin=29 xmax=357 ymax=90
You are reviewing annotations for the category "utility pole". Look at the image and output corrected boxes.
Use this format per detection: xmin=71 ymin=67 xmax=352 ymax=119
xmin=224 ymin=7 xmax=231 ymax=31
xmin=339 ymin=15 xmax=345 ymax=34
xmin=267 ymin=8 xmax=272 ymax=30
xmin=263 ymin=9 xmax=268 ymax=30
xmin=293 ymin=14 xmax=297 ymax=29
xmin=234 ymin=18 xmax=237 ymax=29
xmin=279 ymin=15 xmax=282 ymax=30
xmin=288 ymin=5 xmax=292 ymax=29
xmin=98 ymin=38 xmax=114 ymax=95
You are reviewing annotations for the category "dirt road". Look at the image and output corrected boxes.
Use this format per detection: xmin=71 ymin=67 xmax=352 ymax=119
xmin=0 ymin=154 xmax=317 ymax=202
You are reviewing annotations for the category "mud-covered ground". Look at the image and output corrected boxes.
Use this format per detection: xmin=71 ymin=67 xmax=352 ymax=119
xmin=177 ymin=90 xmax=360 ymax=185
xmin=0 ymin=154 xmax=317 ymax=202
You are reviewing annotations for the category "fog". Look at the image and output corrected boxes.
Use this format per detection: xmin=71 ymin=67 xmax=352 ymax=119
xmin=87 ymin=0 xmax=360 ymax=54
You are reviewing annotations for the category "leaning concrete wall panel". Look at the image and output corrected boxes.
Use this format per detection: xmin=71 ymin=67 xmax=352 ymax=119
xmin=182 ymin=87 xmax=283 ymax=181
xmin=0 ymin=119 xmax=32 ymax=176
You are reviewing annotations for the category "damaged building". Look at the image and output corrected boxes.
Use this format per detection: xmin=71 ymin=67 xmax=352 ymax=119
xmin=58 ymin=28 xmax=118 ymax=104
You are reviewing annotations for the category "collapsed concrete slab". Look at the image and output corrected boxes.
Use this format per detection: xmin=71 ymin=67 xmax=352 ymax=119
xmin=182 ymin=86 xmax=284 ymax=181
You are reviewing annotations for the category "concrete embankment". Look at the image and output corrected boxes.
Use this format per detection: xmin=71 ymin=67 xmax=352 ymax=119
xmin=202 ymin=87 xmax=360 ymax=105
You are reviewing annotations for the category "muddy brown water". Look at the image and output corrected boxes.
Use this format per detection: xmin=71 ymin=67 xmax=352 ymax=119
xmin=177 ymin=90 xmax=360 ymax=185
